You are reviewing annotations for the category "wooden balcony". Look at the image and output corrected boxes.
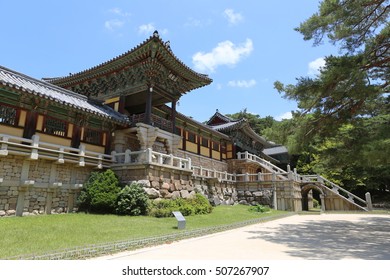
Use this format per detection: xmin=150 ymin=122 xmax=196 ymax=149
xmin=129 ymin=113 xmax=173 ymax=132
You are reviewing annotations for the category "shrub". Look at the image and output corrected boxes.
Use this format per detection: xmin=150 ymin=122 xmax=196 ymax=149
xmin=77 ymin=169 xmax=121 ymax=214
xmin=115 ymin=182 xmax=150 ymax=216
xmin=149 ymin=194 xmax=213 ymax=218
xmin=248 ymin=204 xmax=271 ymax=213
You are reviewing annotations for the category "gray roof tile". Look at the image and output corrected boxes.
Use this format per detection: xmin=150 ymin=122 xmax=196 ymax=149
xmin=0 ymin=65 xmax=128 ymax=124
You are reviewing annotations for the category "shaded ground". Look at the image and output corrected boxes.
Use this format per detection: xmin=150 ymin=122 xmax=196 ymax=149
xmin=93 ymin=214 xmax=390 ymax=260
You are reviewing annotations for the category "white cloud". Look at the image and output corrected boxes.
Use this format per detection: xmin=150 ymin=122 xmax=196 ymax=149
xmin=138 ymin=23 xmax=168 ymax=36
xmin=138 ymin=23 xmax=155 ymax=35
xmin=104 ymin=8 xmax=130 ymax=31
xmin=308 ymin=57 xmax=325 ymax=76
xmin=275 ymin=111 xmax=293 ymax=121
xmin=185 ymin=17 xmax=212 ymax=28
xmin=227 ymin=79 xmax=256 ymax=88
xmin=192 ymin=38 xmax=253 ymax=73
xmin=223 ymin=9 xmax=243 ymax=25
xmin=105 ymin=19 xmax=125 ymax=31
xmin=108 ymin=8 xmax=131 ymax=17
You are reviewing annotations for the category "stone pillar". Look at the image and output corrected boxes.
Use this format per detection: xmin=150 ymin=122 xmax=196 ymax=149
xmin=67 ymin=190 xmax=75 ymax=214
xmin=273 ymin=186 xmax=277 ymax=210
xmin=45 ymin=191 xmax=54 ymax=215
xmin=365 ymin=192 xmax=373 ymax=211
xmin=320 ymin=194 xmax=326 ymax=212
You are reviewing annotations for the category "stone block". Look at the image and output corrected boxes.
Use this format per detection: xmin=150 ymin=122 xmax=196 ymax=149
xmin=151 ymin=180 xmax=160 ymax=188
xmin=161 ymin=182 xmax=170 ymax=190
xmin=143 ymin=187 xmax=160 ymax=199
xmin=171 ymin=191 xmax=180 ymax=199
xmin=137 ymin=180 xmax=151 ymax=187
xmin=0 ymin=210 xmax=5 ymax=217
xmin=180 ymin=190 xmax=190 ymax=199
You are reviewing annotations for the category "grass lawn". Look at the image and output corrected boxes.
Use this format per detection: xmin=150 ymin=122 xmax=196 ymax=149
xmin=0 ymin=205 xmax=287 ymax=259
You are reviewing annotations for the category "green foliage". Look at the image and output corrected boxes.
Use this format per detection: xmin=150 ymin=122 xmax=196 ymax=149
xmin=312 ymin=199 xmax=320 ymax=209
xmin=77 ymin=169 xmax=121 ymax=214
xmin=115 ymin=182 xmax=150 ymax=216
xmin=248 ymin=204 xmax=271 ymax=213
xmin=149 ymin=194 xmax=213 ymax=218
xmin=226 ymin=109 xmax=276 ymax=135
xmin=270 ymin=0 xmax=390 ymax=199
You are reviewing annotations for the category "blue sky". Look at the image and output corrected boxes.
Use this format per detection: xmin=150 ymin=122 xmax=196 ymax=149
xmin=1 ymin=0 xmax=337 ymax=122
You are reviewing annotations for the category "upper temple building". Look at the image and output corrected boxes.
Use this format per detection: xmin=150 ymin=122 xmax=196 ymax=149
xmin=1 ymin=31 xmax=368 ymax=217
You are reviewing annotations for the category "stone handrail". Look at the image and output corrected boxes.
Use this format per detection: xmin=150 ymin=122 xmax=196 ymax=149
xmin=111 ymin=148 xmax=192 ymax=171
xmin=299 ymin=174 xmax=367 ymax=208
xmin=237 ymin=151 xmax=289 ymax=180
xmin=0 ymin=133 xmax=111 ymax=168
xmin=192 ymin=165 xmax=235 ymax=182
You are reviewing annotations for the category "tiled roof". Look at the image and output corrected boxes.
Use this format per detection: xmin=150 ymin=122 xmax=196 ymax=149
xmin=0 ymin=65 xmax=128 ymax=124
xmin=210 ymin=119 xmax=245 ymax=131
xmin=263 ymin=146 xmax=288 ymax=155
xmin=44 ymin=31 xmax=212 ymax=91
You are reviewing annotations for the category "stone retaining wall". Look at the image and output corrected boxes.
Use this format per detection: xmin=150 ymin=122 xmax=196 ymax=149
xmin=0 ymin=155 xmax=93 ymax=217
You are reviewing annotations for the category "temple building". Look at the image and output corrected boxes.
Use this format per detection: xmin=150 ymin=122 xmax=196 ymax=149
xmin=0 ymin=32 xmax=370 ymax=217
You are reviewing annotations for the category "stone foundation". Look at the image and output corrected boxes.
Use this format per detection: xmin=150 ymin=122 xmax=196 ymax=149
xmin=0 ymin=155 xmax=94 ymax=217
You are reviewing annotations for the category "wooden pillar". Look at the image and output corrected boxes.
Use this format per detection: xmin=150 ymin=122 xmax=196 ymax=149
xmin=171 ymin=100 xmax=177 ymax=133
xmin=118 ymin=96 xmax=126 ymax=114
xmin=145 ymin=86 xmax=153 ymax=125
xmin=22 ymin=111 xmax=38 ymax=139
xmin=71 ymin=125 xmax=81 ymax=149
xmin=104 ymin=131 xmax=112 ymax=155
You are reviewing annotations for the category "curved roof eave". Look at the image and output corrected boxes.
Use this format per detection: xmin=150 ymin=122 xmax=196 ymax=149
xmin=44 ymin=31 xmax=212 ymax=90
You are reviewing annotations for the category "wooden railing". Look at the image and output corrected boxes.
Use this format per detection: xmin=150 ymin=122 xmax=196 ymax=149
xmin=129 ymin=113 xmax=173 ymax=132
xmin=0 ymin=134 xmax=112 ymax=168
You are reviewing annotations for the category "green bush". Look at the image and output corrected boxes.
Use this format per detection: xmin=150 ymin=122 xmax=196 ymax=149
xmin=149 ymin=194 xmax=213 ymax=218
xmin=115 ymin=182 xmax=150 ymax=216
xmin=77 ymin=169 xmax=121 ymax=214
xmin=248 ymin=204 xmax=271 ymax=213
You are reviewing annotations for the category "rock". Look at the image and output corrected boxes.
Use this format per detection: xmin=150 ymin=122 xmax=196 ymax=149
xmin=212 ymin=196 xmax=221 ymax=206
xmin=245 ymin=191 xmax=252 ymax=197
xmin=57 ymin=207 xmax=64 ymax=214
xmin=6 ymin=210 xmax=16 ymax=216
xmin=239 ymin=200 xmax=249 ymax=205
xmin=253 ymin=191 xmax=263 ymax=197
xmin=180 ymin=190 xmax=190 ymax=199
xmin=0 ymin=210 xmax=6 ymax=217
xmin=188 ymin=191 xmax=196 ymax=199
xmin=161 ymin=182 xmax=170 ymax=190
xmin=171 ymin=191 xmax=181 ymax=199
xmin=143 ymin=187 xmax=160 ymax=199
xmin=137 ymin=180 xmax=151 ymax=187
xmin=32 ymin=210 xmax=39 ymax=215
xmin=151 ymin=180 xmax=160 ymax=188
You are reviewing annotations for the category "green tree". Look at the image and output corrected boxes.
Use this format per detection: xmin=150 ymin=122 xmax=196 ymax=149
xmin=273 ymin=0 xmax=390 ymax=199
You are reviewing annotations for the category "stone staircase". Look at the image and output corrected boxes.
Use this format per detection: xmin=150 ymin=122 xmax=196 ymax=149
xmin=238 ymin=151 xmax=371 ymax=211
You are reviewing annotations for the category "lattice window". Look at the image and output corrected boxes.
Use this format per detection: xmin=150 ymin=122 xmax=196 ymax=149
xmin=0 ymin=104 xmax=17 ymax=126
xmin=187 ymin=131 xmax=196 ymax=143
xmin=201 ymin=137 xmax=209 ymax=147
xmin=44 ymin=117 xmax=67 ymax=137
xmin=84 ymin=128 xmax=102 ymax=145
xmin=212 ymin=141 xmax=220 ymax=151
